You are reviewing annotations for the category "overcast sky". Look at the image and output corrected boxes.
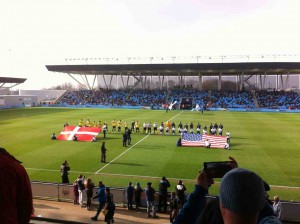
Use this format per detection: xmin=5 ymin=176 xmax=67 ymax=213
xmin=1 ymin=0 xmax=300 ymax=89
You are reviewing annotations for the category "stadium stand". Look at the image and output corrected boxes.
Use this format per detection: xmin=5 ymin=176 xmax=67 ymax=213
xmin=55 ymin=89 xmax=300 ymax=109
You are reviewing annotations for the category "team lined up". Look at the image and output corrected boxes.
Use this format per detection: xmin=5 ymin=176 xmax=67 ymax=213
xmin=78 ymin=118 xmax=229 ymax=137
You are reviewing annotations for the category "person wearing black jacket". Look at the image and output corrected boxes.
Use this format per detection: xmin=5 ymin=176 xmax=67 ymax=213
xmin=126 ymin=182 xmax=134 ymax=210
xmin=123 ymin=131 xmax=128 ymax=147
xmin=158 ymin=176 xmax=170 ymax=213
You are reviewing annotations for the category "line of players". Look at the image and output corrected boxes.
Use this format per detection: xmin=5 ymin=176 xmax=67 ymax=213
xmin=78 ymin=119 xmax=227 ymax=136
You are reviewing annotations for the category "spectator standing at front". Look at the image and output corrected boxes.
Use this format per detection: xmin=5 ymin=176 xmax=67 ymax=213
xmin=86 ymin=177 xmax=95 ymax=210
xmin=145 ymin=182 xmax=158 ymax=218
xmin=61 ymin=160 xmax=70 ymax=183
xmin=0 ymin=147 xmax=33 ymax=224
xmin=170 ymin=192 xmax=179 ymax=223
xmin=134 ymin=182 xmax=143 ymax=210
xmin=101 ymin=142 xmax=107 ymax=163
xmin=273 ymin=195 xmax=283 ymax=220
xmin=175 ymin=180 xmax=186 ymax=209
xmin=158 ymin=176 xmax=170 ymax=213
xmin=77 ymin=175 xmax=86 ymax=207
xmin=126 ymin=182 xmax=134 ymax=210
xmin=73 ymin=179 xmax=79 ymax=204
xmin=91 ymin=181 xmax=106 ymax=221
xmin=104 ymin=187 xmax=115 ymax=224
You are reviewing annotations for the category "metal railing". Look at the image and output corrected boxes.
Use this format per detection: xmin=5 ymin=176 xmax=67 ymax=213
xmin=31 ymin=181 xmax=300 ymax=222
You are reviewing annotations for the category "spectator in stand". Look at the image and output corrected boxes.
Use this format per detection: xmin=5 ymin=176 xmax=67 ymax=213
xmin=91 ymin=181 xmax=106 ymax=221
xmin=145 ymin=182 xmax=158 ymax=218
xmin=0 ymin=147 xmax=33 ymax=224
xmin=158 ymin=176 xmax=171 ymax=213
xmin=104 ymin=187 xmax=115 ymax=224
xmin=126 ymin=182 xmax=134 ymax=210
xmin=73 ymin=179 xmax=79 ymax=205
xmin=77 ymin=175 xmax=86 ymax=207
xmin=173 ymin=157 xmax=281 ymax=224
xmin=85 ymin=177 xmax=95 ymax=210
xmin=170 ymin=191 xmax=179 ymax=223
xmin=175 ymin=180 xmax=187 ymax=209
xmin=273 ymin=195 xmax=283 ymax=221
xmin=134 ymin=182 xmax=143 ymax=210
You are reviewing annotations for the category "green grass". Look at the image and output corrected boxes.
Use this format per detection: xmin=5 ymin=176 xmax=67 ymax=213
xmin=1 ymin=107 xmax=300 ymax=201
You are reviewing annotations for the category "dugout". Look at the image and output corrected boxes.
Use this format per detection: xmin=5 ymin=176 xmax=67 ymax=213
xmin=180 ymin=97 xmax=194 ymax=109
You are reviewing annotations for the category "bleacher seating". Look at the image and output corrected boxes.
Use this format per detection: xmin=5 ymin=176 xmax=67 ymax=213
xmin=56 ymin=89 xmax=300 ymax=109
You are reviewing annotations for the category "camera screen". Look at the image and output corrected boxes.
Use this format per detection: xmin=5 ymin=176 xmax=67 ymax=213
xmin=204 ymin=161 xmax=234 ymax=178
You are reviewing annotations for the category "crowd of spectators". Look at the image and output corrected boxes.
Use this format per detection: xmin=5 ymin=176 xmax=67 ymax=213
xmin=57 ymin=88 xmax=300 ymax=109
xmin=58 ymin=89 xmax=167 ymax=107
xmin=255 ymin=90 xmax=300 ymax=109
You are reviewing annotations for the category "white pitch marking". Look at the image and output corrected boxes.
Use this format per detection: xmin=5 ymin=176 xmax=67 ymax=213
xmin=95 ymin=134 xmax=150 ymax=174
xmin=25 ymin=167 xmax=300 ymax=189
xmin=167 ymin=111 xmax=184 ymax=122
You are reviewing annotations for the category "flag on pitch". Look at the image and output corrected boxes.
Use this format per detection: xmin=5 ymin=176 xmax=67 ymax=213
xmin=181 ymin=133 xmax=227 ymax=149
xmin=57 ymin=126 xmax=101 ymax=141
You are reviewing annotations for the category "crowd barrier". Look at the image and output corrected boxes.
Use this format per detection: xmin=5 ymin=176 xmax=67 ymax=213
xmin=31 ymin=181 xmax=300 ymax=222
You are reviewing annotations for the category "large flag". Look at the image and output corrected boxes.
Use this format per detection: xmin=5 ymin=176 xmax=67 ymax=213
xmin=57 ymin=126 xmax=101 ymax=142
xmin=181 ymin=133 xmax=227 ymax=149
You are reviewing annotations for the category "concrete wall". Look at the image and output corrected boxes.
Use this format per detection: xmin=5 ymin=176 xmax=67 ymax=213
xmin=19 ymin=90 xmax=66 ymax=102
xmin=0 ymin=95 xmax=38 ymax=107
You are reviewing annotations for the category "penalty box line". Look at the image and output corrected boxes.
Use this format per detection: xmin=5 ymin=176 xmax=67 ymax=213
xmin=95 ymin=134 xmax=150 ymax=174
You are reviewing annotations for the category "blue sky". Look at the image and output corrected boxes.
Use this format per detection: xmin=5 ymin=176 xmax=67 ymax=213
xmin=1 ymin=0 xmax=300 ymax=89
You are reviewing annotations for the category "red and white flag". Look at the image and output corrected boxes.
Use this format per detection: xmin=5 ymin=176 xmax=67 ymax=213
xmin=57 ymin=126 xmax=101 ymax=142
xmin=181 ymin=133 xmax=227 ymax=149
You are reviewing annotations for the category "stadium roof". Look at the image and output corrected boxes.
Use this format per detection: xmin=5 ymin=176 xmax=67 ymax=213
xmin=46 ymin=62 xmax=300 ymax=76
xmin=0 ymin=77 xmax=27 ymax=88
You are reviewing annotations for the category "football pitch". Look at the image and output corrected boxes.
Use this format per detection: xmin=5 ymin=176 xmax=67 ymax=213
xmin=1 ymin=107 xmax=300 ymax=201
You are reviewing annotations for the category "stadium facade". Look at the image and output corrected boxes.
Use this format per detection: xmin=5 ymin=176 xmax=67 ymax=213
xmin=46 ymin=55 xmax=300 ymax=91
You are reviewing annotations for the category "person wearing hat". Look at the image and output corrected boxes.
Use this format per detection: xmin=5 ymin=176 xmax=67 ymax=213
xmin=134 ymin=182 xmax=143 ymax=210
xmin=145 ymin=182 xmax=158 ymax=218
xmin=173 ymin=157 xmax=282 ymax=224
xmin=126 ymin=181 xmax=134 ymax=210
